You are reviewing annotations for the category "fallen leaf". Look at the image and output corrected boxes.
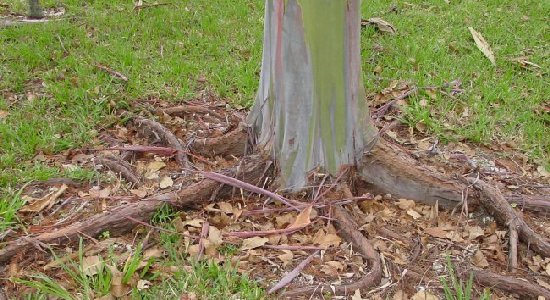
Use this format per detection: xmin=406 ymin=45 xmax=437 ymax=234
xmin=287 ymin=205 xmax=312 ymax=229
xmin=277 ymin=250 xmax=294 ymax=267
xmin=0 ymin=110 xmax=9 ymax=120
xmin=218 ymin=202 xmax=233 ymax=214
xmin=313 ymin=230 xmax=342 ymax=248
xmin=241 ymin=237 xmax=269 ymax=251
xmin=425 ymin=227 xmax=449 ymax=239
xmin=472 ymin=250 xmax=489 ymax=268
xmin=208 ymin=226 xmax=223 ymax=246
xmin=20 ymin=184 xmax=68 ymax=213
xmin=393 ymin=290 xmax=408 ymax=300
xmin=363 ymin=17 xmax=397 ymax=34
xmin=396 ymin=198 xmax=415 ymax=210
xmin=545 ymin=263 xmax=550 ymax=276
xmin=352 ymin=289 xmax=364 ymax=300
xmin=137 ymin=279 xmax=151 ymax=290
xmin=468 ymin=27 xmax=496 ymax=66
xmin=144 ymin=160 xmax=166 ymax=179
xmin=407 ymin=209 xmax=422 ymax=220
xmin=159 ymin=176 xmax=173 ymax=189
xmin=321 ymin=260 xmax=345 ymax=276
xmin=130 ymin=188 xmax=148 ymax=198
xmin=183 ymin=218 xmax=204 ymax=228
xmin=466 ymin=226 xmax=485 ymax=240
xmin=82 ymin=256 xmax=102 ymax=276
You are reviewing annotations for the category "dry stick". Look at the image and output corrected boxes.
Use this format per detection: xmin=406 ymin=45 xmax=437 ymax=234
xmin=202 ymin=171 xmax=304 ymax=210
xmin=94 ymin=156 xmax=140 ymax=184
xmin=268 ymin=251 xmax=319 ymax=294
xmin=508 ymin=219 xmax=518 ymax=273
xmin=473 ymin=268 xmax=550 ymax=299
xmin=472 ymin=179 xmax=550 ymax=258
xmin=133 ymin=116 xmax=189 ymax=168
xmin=226 ymin=225 xmax=309 ymax=239
xmin=95 ymin=64 xmax=128 ymax=82
xmin=261 ymin=245 xmax=324 ymax=251
xmin=0 ymin=155 xmax=268 ymax=265
xmin=197 ymin=222 xmax=210 ymax=260
xmin=282 ymin=207 xmax=382 ymax=297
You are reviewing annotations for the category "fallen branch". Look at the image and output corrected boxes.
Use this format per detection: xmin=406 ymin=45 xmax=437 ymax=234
xmin=0 ymin=155 xmax=268 ymax=265
xmin=282 ymin=206 xmax=382 ymax=297
xmin=95 ymin=64 xmax=128 ymax=82
xmin=202 ymin=171 xmax=304 ymax=210
xmin=473 ymin=268 xmax=550 ymax=299
xmin=268 ymin=251 xmax=319 ymax=294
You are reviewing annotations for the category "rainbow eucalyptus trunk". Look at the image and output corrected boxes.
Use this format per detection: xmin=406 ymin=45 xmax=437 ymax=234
xmin=28 ymin=0 xmax=44 ymax=19
xmin=248 ymin=0 xmax=377 ymax=189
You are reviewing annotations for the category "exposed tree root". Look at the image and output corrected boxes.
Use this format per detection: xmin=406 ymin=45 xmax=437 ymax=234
xmin=472 ymin=180 xmax=550 ymax=258
xmin=473 ymin=268 xmax=550 ymax=299
xmin=132 ymin=116 xmax=189 ymax=168
xmin=359 ymin=140 xmax=471 ymax=209
xmin=282 ymin=206 xmax=382 ymax=298
xmin=0 ymin=155 xmax=269 ymax=265
xmin=190 ymin=124 xmax=248 ymax=158
xmin=94 ymin=156 xmax=140 ymax=185
xmin=162 ymin=104 xmax=225 ymax=120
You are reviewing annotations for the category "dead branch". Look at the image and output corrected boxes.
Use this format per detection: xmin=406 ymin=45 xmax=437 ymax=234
xmin=473 ymin=268 xmax=550 ymax=299
xmin=269 ymin=251 xmax=319 ymax=294
xmin=95 ymin=64 xmax=128 ymax=82
xmin=282 ymin=206 xmax=382 ymax=297
xmin=132 ymin=116 xmax=189 ymax=168
xmin=508 ymin=219 xmax=518 ymax=272
xmin=0 ymin=155 xmax=269 ymax=265
xmin=94 ymin=156 xmax=140 ymax=184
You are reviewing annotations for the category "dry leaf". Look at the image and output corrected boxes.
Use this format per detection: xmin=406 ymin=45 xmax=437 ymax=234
xmin=468 ymin=27 xmax=496 ymax=66
xmin=393 ymin=290 xmax=408 ymax=300
xmin=82 ymin=256 xmax=102 ymax=276
xmin=321 ymin=260 xmax=345 ymax=276
xmin=365 ymin=17 xmax=397 ymax=34
xmin=20 ymin=184 xmax=68 ymax=213
xmin=407 ymin=209 xmax=422 ymax=220
xmin=545 ymin=263 xmax=550 ymax=276
xmin=218 ymin=202 xmax=233 ymax=214
xmin=277 ymin=250 xmax=294 ymax=267
xmin=0 ymin=110 xmax=8 ymax=120
xmin=352 ymin=289 xmax=364 ymax=300
xmin=137 ymin=279 xmax=151 ymax=290
xmin=472 ymin=250 xmax=489 ymax=268
xmin=287 ymin=205 xmax=312 ymax=229
xmin=144 ymin=160 xmax=166 ymax=179
xmin=425 ymin=227 xmax=449 ymax=239
xmin=159 ymin=176 xmax=173 ymax=189
xmin=313 ymin=230 xmax=342 ymax=248
xmin=130 ymin=188 xmax=148 ymax=198
xmin=396 ymin=198 xmax=415 ymax=210
xmin=466 ymin=226 xmax=485 ymax=240
xmin=241 ymin=237 xmax=269 ymax=250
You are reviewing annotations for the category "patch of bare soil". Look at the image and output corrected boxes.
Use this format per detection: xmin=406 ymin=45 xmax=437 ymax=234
xmin=1 ymin=94 xmax=549 ymax=299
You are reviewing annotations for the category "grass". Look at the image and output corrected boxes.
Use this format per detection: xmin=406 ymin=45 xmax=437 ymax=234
xmin=0 ymin=0 xmax=548 ymax=297
xmin=439 ymin=256 xmax=491 ymax=300
xmin=361 ymin=0 xmax=549 ymax=162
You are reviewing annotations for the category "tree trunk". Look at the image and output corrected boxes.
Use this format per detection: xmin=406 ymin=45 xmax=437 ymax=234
xmin=248 ymin=0 xmax=377 ymax=190
xmin=28 ymin=0 xmax=44 ymax=19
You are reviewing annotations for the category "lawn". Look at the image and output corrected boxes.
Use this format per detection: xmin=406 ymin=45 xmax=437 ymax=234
xmin=0 ymin=0 xmax=548 ymax=298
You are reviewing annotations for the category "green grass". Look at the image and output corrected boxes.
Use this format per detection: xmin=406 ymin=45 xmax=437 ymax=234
xmin=360 ymin=0 xmax=549 ymax=162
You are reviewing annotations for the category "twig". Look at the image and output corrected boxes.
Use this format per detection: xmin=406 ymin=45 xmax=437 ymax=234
xmin=202 ymin=171 xmax=304 ymax=210
xmin=125 ymin=216 xmax=198 ymax=240
xmin=226 ymin=225 xmax=309 ymax=239
xmin=268 ymin=251 xmax=319 ymax=294
xmin=508 ymin=218 xmax=518 ymax=273
xmin=261 ymin=244 xmax=324 ymax=251
xmin=95 ymin=64 xmax=128 ymax=82
xmin=197 ymin=221 xmax=210 ymax=260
